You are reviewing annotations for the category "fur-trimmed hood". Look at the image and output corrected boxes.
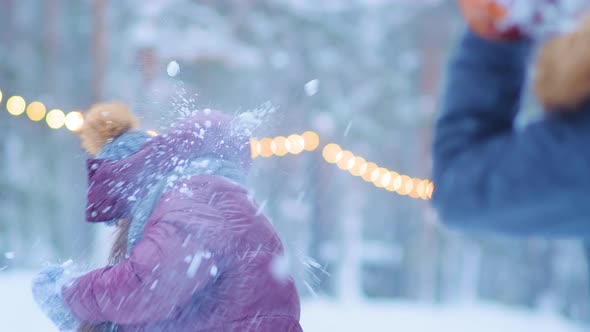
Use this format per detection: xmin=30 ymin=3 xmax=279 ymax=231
xmin=535 ymin=14 xmax=590 ymax=111
xmin=78 ymin=105 xmax=252 ymax=223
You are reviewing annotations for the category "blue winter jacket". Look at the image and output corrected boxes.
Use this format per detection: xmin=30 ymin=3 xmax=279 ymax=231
xmin=433 ymin=29 xmax=590 ymax=238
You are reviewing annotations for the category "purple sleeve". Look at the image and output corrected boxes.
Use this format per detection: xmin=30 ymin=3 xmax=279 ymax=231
xmin=62 ymin=207 xmax=221 ymax=324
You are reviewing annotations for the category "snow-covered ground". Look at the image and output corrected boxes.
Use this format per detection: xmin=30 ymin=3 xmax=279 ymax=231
xmin=2 ymin=271 xmax=585 ymax=332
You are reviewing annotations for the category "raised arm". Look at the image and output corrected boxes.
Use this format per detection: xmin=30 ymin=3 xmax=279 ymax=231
xmin=62 ymin=206 xmax=221 ymax=324
xmin=432 ymin=29 xmax=590 ymax=237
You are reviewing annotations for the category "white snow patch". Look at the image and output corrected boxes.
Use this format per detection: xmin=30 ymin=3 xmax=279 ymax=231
xmin=0 ymin=272 xmax=586 ymax=332
xmin=231 ymin=102 xmax=276 ymax=137
xmin=167 ymin=60 xmax=180 ymax=77
xmin=192 ymin=159 xmax=210 ymax=169
xmin=4 ymin=252 xmax=15 ymax=260
xmin=61 ymin=259 xmax=73 ymax=268
xmin=301 ymin=300 xmax=586 ymax=332
xmin=305 ymin=79 xmax=320 ymax=96
xmin=179 ymin=185 xmax=193 ymax=197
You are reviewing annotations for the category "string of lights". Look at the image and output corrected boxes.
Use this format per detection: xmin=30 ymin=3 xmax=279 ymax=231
xmin=1 ymin=91 xmax=85 ymax=131
xmin=250 ymin=131 xmax=320 ymax=158
xmin=322 ymin=143 xmax=433 ymax=200
xmin=0 ymin=89 xmax=433 ymax=200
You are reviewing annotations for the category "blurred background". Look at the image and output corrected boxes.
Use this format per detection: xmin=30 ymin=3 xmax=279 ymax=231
xmin=0 ymin=0 xmax=589 ymax=330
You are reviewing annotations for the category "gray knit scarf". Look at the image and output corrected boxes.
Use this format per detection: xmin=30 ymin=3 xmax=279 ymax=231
xmin=125 ymin=157 xmax=247 ymax=255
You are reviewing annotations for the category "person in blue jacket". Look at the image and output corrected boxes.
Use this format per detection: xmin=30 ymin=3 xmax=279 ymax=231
xmin=433 ymin=14 xmax=590 ymax=236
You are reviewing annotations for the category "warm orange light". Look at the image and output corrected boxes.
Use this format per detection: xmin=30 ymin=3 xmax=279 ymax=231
xmin=146 ymin=130 xmax=158 ymax=137
xmin=250 ymin=139 xmax=261 ymax=158
xmin=409 ymin=178 xmax=422 ymax=198
xmin=361 ymin=162 xmax=378 ymax=182
xmin=349 ymin=157 xmax=366 ymax=176
xmin=370 ymin=167 xmax=381 ymax=183
xmin=302 ymin=131 xmax=320 ymax=151
xmin=392 ymin=174 xmax=403 ymax=192
xmin=271 ymin=136 xmax=288 ymax=156
xmin=381 ymin=170 xmax=393 ymax=188
xmin=287 ymin=135 xmax=305 ymax=154
xmin=397 ymin=175 xmax=412 ymax=195
xmin=336 ymin=151 xmax=355 ymax=170
xmin=416 ymin=180 xmax=427 ymax=199
xmin=384 ymin=172 xmax=399 ymax=192
xmin=405 ymin=176 xmax=415 ymax=195
xmin=26 ymin=101 xmax=46 ymax=121
xmin=322 ymin=144 xmax=342 ymax=164
xmin=373 ymin=167 xmax=389 ymax=188
xmin=426 ymin=182 xmax=435 ymax=199
xmin=259 ymin=138 xmax=273 ymax=157
xmin=357 ymin=161 xmax=369 ymax=177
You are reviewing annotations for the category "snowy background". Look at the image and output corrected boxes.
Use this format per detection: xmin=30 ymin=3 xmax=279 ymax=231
xmin=1 ymin=272 xmax=585 ymax=331
xmin=1 ymin=0 xmax=589 ymax=330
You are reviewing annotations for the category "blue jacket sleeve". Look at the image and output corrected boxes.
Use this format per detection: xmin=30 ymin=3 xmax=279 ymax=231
xmin=432 ymin=30 xmax=590 ymax=238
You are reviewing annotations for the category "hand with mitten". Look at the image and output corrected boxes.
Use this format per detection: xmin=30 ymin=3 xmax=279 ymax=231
xmin=458 ymin=0 xmax=589 ymax=40
xmin=32 ymin=265 xmax=80 ymax=331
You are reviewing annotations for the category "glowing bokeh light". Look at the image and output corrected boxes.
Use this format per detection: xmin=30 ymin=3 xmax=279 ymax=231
xmin=361 ymin=162 xmax=378 ymax=182
xmin=302 ymin=131 xmax=320 ymax=151
xmin=322 ymin=144 xmax=342 ymax=164
xmin=272 ymin=136 xmax=289 ymax=156
xmin=7 ymin=96 xmax=26 ymax=116
xmin=46 ymin=109 xmax=66 ymax=129
xmin=349 ymin=157 xmax=367 ymax=177
xmin=26 ymin=101 xmax=46 ymax=122
xmin=250 ymin=139 xmax=261 ymax=158
xmin=65 ymin=111 xmax=84 ymax=132
xmin=287 ymin=135 xmax=305 ymax=154
xmin=336 ymin=151 xmax=354 ymax=170
xmin=259 ymin=138 xmax=274 ymax=157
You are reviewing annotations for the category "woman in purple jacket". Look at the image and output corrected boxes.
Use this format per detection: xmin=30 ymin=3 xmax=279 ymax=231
xmin=32 ymin=104 xmax=302 ymax=332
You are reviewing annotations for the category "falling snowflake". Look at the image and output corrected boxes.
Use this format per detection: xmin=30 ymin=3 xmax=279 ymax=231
xmin=187 ymin=253 xmax=202 ymax=278
xmin=210 ymin=265 xmax=218 ymax=277
xmin=150 ymin=280 xmax=159 ymax=290
xmin=304 ymin=79 xmax=320 ymax=96
xmin=167 ymin=60 xmax=180 ymax=77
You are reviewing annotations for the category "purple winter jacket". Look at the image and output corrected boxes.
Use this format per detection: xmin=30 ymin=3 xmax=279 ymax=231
xmin=62 ymin=112 xmax=302 ymax=332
